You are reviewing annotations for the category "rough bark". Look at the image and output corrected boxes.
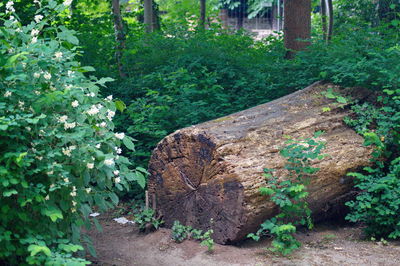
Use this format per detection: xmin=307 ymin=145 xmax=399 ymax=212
xmin=111 ymin=0 xmax=126 ymax=78
xmin=144 ymin=0 xmax=153 ymax=33
xmin=284 ymin=0 xmax=312 ymax=58
xmin=148 ymin=82 xmax=374 ymax=244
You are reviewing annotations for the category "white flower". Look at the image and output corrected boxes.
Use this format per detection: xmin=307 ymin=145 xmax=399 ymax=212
xmin=64 ymin=177 xmax=70 ymax=183
xmin=90 ymin=212 xmax=100 ymax=217
xmin=31 ymin=37 xmax=38 ymax=44
xmin=50 ymin=184 xmax=55 ymax=188
xmin=87 ymin=163 xmax=94 ymax=169
xmin=18 ymin=101 xmax=24 ymax=108
xmin=47 ymin=171 xmax=53 ymax=175
xmin=69 ymin=145 xmax=76 ymax=150
xmin=100 ymin=122 xmax=107 ymax=128
xmin=6 ymin=1 xmax=14 ymax=9
xmin=116 ymin=148 xmax=122 ymax=154
xmin=115 ymin=133 xmax=125 ymax=140
xmin=62 ymin=147 xmax=72 ymax=157
xmin=67 ymin=70 xmax=74 ymax=77
xmin=31 ymin=29 xmax=39 ymax=36
xmin=58 ymin=115 xmax=68 ymax=123
xmin=54 ymin=51 xmax=63 ymax=59
xmin=72 ymin=201 xmax=77 ymax=206
xmin=33 ymin=0 xmax=40 ymax=4
xmin=4 ymin=91 xmax=12 ymax=97
xmin=71 ymin=208 xmax=76 ymax=213
xmin=87 ymin=105 xmax=100 ymax=116
xmin=34 ymin=90 xmax=41 ymax=95
xmin=63 ymin=0 xmax=73 ymax=6
xmin=86 ymin=188 xmax=92 ymax=193
xmin=43 ymin=72 xmax=51 ymax=80
xmin=115 ymin=177 xmax=121 ymax=183
xmin=34 ymin=14 xmax=43 ymax=23
xmin=71 ymin=100 xmax=79 ymax=107
xmin=70 ymin=186 xmax=77 ymax=197
xmin=95 ymin=143 xmax=101 ymax=148
xmin=113 ymin=170 xmax=120 ymax=176
xmin=45 ymin=195 xmax=50 ymax=200
xmin=15 ymin=28 xmax=22 ymax=33
xmin=106 ymin=95 xmax=113 ymax=101
xmin=104 ymin=158 xmax=114 ymax=166
xmin=64 ymin=122 xmax=76 ymax=130
xmin=86 ymin=92 xmax=96 ymax=97
xmin=106 ymin=110 xmax=115 ymax=121
xmin=34 ymin=72 xmax=41 ymax=78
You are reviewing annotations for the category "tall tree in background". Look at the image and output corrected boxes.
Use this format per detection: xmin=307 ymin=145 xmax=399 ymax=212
xmin=320 ymin=0 xmax=333 ymax=42
xmin=284 ymin=0 xmax=312 ymax=58
xmin=144 ymin=0 xmax=153 ymax=32
xmin=200 ymin=0 xmax=206 ymax=29
xmin=111 ymin=0 xmax=127 ymax=78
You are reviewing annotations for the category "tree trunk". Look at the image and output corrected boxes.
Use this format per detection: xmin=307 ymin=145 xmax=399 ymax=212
xmin=326 ymin=0 xmax=333 ymax=41
xmin=111 ymin=0 xmax=126 ymax=78
xmin=320 ymin=0 xmax=327 ymax=40
xmin=152 ymin=1 xmax=160 ymax=31
xmin=144 ymin=0 xmax=153 ymax=33
xmin=284 ymin=0 xmax=311 ymax=58
xmin=200 ymin=0 xmax=206 ymax=29
xmin=148 ymin=82 xmax=374 ymax=244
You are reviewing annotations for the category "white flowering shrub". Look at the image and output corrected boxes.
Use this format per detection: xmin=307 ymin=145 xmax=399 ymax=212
xmin=0 ymin=1 xmax=145 ymax=264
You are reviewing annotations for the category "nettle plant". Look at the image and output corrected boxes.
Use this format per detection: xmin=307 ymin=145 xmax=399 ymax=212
xmin=248 ymin=132 xmax=326 ymax=256
xmin=0 ymin=1 xmax=145 ymax=265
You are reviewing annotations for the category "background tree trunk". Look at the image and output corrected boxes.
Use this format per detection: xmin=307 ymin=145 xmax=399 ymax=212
xmin=148 ymin=82 xmax=374 ymax=244
xmin=200 ymin=0 xmax=206 ymax=29
xmin=144 ymin=0 xmax=153 ymax=33
xmin=152 ymin=1 xmax=161 ymax=31
xmin=326 ymin=0 xmax=333 ymax=41
xmin=111 ymin=0 xmax=126 ymax=78
xmin=284 ymin=0 xmax=312 ymax=58
xmin=320 ymin=0 xmax=327 ymax=40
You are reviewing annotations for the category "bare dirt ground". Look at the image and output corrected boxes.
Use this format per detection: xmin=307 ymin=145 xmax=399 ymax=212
xmin=87 ymin=213 xmax=400 ymax=266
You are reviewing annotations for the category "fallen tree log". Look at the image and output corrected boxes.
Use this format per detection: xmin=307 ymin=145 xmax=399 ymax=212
xmin=148 ymin=82 xmax=373 ymax=244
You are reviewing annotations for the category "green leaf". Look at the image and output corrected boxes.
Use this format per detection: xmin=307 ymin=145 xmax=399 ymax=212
xmin=123 ymin=137 xmax=135 ymax=151
xmin=3 ymin=189 xmax=17 ymax=197
xmin=115 ymin=100 xmax=126 ymax=113
xmin=42 ymin=206 xmax=63 ymax=222
xmin=28 ymin=244 xmax=52 ymax=257
xmin=336 ymin=96 xmax=347 ymax=104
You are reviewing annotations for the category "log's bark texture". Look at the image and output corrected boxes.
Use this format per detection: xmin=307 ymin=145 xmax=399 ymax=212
xmin=284 ymin=0 xmax=312 ymax=58
xmin=148 ymin=82 xmax=374 ymax=244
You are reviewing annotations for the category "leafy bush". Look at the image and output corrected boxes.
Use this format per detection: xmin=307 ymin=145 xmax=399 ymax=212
xmin=171 ymin=221 xmax=214 ymax=251
xmin=248 ymin=133 xmax=326 ymax=255
xmin=0 ymin=1 xmax=144 ymax=264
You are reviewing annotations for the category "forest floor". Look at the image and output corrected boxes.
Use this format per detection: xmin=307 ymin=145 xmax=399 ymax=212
xmin=87 ymin=211 xmax=400 ymax=266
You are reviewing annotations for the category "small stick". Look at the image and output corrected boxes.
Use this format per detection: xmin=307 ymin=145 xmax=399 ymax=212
xmin=145 ymin=190 xmax=149 ymax=210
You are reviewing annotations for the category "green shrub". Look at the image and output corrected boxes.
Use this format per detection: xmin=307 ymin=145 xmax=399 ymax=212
xmin=248 ymin=132 xmax=326 ymax=255
xmin=0 ymin=1 xmax=144 ymax=264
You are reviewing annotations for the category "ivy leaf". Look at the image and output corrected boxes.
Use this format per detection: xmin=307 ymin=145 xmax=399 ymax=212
xmin=115 ymin=100 xmax=126 ymax=113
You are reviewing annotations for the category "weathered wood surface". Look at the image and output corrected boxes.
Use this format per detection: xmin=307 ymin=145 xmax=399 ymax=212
xmin=148 ymin=82 xmax=373 ymax=244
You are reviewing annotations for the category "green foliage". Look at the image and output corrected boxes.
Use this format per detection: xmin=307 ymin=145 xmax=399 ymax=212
xmin=343 ymin=87 xmax=400 ymax=239
xmin=248 ymin=133 xmax=326 ymax=256
xmin=133 ymin=208 xmax=164 ymax=231
xmin=0 ymin=1 xmax=144 ymax=264
xmin=171 ymin=221 xmax=215 ymax=252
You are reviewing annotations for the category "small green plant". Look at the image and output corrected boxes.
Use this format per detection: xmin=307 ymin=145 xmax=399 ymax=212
xmin=134 ymin=208 xmax=164 ymax=231
xmin=171 ymin=221 xmax=214 ymax=252
xmin=248 ymin=132 xmax=326 ymax=256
